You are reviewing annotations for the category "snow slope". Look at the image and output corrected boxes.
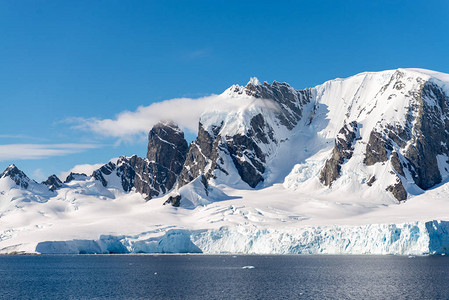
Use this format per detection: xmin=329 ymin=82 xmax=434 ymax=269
xmin=283 ymin=68 xmax=449 ymax=201
xmin=192 ymin=68 xmax=449 ymax=202
xmin=1 ymin=176 xmax=449 ymax=255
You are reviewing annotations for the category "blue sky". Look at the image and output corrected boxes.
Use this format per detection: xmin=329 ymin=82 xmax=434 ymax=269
xmin=1 ymin=0 xmax=448 ymax=181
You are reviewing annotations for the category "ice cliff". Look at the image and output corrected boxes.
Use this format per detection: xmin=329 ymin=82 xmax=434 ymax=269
xmin=34 ymin=220 xmax=449 ymax=255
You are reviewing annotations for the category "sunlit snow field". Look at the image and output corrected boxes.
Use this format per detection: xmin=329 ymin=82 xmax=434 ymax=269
xmin=1 ymin=177 xmax=449 ymax=255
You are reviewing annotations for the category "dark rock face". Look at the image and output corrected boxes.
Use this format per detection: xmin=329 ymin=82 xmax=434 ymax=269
xmin=178 ymin=81 xmax=312 ymax=189
xmin=92 ymin=122 xmax=189 ymax=200
xmin=64 ymin=173 xmax=88 ymax=183
xmin=42 ymin=175 xmax=63 ymax=191
xmin=386 ymin=179 xmax=407 ymax=202
xmin=92 ymin=162 xmax=116 ymax=187
xmin=164 ymin=194 xmax=181 ymax=207
xmin=0 ymin=164 xmax=30 ymax=189
xmin=390 ymin=152 xmax=405 ymax=177
xmin=364 ymin=123 xmax=412 ymax=167
xmin=147 ymin=122 xmax=189 ymax=190
xmin=366 ymin=175 xmax=376 ymax=187
xmin=116 ymin=156 xmax=152 ymax=196
xmin=320 ymin=121 xmax=358 ymax=186
xmin=401 ymin=82 xmax=449 ymax=190
xmin=362 ymin=80 xmax=449 ymax=201
xmin=93 ymin=155 xmax=172 ymax=200
xmin=178 ymin=120 xmax=269 ymax=188
xmin=242 ymin=81 xmax=312 ymax=130
xmin=364 ymin=130 xmax=391 ymax=166
xmin=226 ymin=132 xmax=266 ymax=188
xmin=178 ymin=124 xmax=223 ymax=187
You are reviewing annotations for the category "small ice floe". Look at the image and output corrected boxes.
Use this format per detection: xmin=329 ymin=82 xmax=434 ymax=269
xmin=408 ymin=255 xmax=416 ymax=259
xmin=154 ymin=272 xmax=158 ymax=275
xmin=241 ymin=266 xmax=255 ymax=269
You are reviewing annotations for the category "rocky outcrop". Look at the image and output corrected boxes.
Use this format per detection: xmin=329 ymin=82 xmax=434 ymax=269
xmin=320 ymin=121 xmax=358 ymax=186
xmin=178 ymin=80 xmax=312 ymax=189
xmin=226 ymin=133 xmax=266 ymax=188
xmin=361 ymin=80 xmax=449 ymax=200
xmin=177 ymin=123 xmax=223 ymax=187
xmin=242 ymin=80 xmax=312 ymax=129
xmin=178 ymin=119 xmax=269 ymax=188
xmin=364 ymin=130 xmax=391 ymax=166
xmin=1 ymin=165 xmax=62 ymax=192
xmin=401 ymin=82 xmax=449 ymax=190
xmin=147 ymin=122 xmax=189 ymax=190
xmin=0 ymin=164 xmax=30 ymax=189
xmin=366 ymin=175 xmax=376 ymax=187
xmin=164 ymin=194 xmax=181 ymax=207
xmin=311 ymin=70 xmax=449 ymax=202
xmin=42 ymin=175 xmax=63 ymax=191
xmin=64 ymin=173 xmax=88 ymax=183
xmin=386 ymin=180 xmax=407 ymax=202
xmin=390 ymin=151 xmax=405 ymax=177
xmin=91 ymin=162 xmax=116 ymax=187
xmin=92 ymin=122 xmax=189 ymax=200
xmin=93 ymin=155 xmax=171 ymax=200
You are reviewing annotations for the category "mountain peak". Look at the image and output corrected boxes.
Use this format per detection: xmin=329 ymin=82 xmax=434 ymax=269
xmin=42 ymin=174 xmax=63 ymax=191
xmin=1 ymin=164 xmax=30 ymax=189
xmin=247 ymin=77 xmax=261 ymax=87
xmin=4 ymin=164 xmax=18 ymax=172
xmin=64 ymin=172 xmax=88 ymax=183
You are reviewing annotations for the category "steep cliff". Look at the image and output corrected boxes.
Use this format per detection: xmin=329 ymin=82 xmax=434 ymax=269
xmin=92 ymin=122 xmax=188 ymax=199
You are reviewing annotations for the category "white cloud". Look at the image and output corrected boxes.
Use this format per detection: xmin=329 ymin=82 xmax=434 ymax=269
xmin=58 ymin=161 xmax=110 ymax=181
xmin=0 ymin=144 xmax=101 ymax=161
xmin=69 ymin=91 xmax=281 ymax=142
xmin=0 ymin=134 xmax=48 ymax=141
xmin=69 ymin=95 xmax=219 ymax=141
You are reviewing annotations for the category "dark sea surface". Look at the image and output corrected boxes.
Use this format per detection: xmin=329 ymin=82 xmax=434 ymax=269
xmin=0 ymin=255 xmax=448 ymax=299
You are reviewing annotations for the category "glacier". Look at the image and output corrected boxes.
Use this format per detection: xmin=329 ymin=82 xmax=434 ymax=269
xmin=33 ymin=220 xmax=449 ymax=255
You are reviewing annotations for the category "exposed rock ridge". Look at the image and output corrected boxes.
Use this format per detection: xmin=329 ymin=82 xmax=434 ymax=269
xmin=147 ymin=121 xmax=189 ymax=189
xmin=0 ymin=164 xmax=31 ymax=189
xmin=366 ymin=81 xmax=449 ymax=200
xmin=402 ymin=82 xmax=449 ymax=190
xmin=243 ymin=80 xmax=313 ymax=129
xmin=92 ymin=122 xmax=189 ymax=200
xmin=320 ymin=121 xmax=359 ymax=186
xmin=178 ymin=123 xmax=223 ymax=187
xmin=303 ymin=69 xmax=449 ymax=202
xmin=179 ymin=81 xmax=313 ymax=188
xmin=64 ymin=173 xmax=88 ymax=183
xmin=317 ymin=70 xmax=449 ymax=201
xmin=0 ymin=165 xmax=65 ymax=192
xmin=42 ymin=175 xmax=63 ymax=191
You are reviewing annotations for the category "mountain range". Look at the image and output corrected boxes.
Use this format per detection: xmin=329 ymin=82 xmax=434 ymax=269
xmin=2 ymin=68 xmax=449 ymax=255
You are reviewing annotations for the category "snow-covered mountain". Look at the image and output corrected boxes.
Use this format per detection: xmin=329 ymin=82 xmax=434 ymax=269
xmin=2 ymin=68 xmax=449 ymax=255
xmin=179 ymin=68 xmax=449 ymax=204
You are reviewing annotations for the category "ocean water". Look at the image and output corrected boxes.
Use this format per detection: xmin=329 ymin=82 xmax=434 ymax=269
xmin=0 ymin=255 xmax=448 ymax=299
